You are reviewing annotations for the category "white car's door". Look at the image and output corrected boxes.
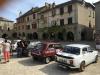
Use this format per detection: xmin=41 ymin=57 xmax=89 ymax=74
xmin=87 ymin=47 xmax=96 ymax=63
xmin=82 ymin=47 xmax=91 ymax=65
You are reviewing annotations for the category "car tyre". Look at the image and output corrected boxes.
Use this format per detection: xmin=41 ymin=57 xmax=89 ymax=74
xmin=94 ymin=55 xmax=98 ymax=63
xmin=44 ymin=57 xmax=51 ymax=64
xmin=79 ymin=61 xmax=85 ymax=72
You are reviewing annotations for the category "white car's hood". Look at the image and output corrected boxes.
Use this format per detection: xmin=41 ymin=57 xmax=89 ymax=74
xmin=27 ymin=41 xmax=41 ymax=48
xmin=57 ymin=51 xmax=78 ymax=58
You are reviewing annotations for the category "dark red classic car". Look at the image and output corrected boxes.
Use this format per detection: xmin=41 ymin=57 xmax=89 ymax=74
xmin=31 ymin=42 xmax=63 ymax=63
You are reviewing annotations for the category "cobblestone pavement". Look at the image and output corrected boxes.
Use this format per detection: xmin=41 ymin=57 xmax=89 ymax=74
xmin=0 ymin=56 xmax=100 ymax=75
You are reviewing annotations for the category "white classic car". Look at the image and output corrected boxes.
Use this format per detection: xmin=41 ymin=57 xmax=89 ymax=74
xmin=11 ymin=40 xmax=21 ymax=51
xmin=55 ymin=44 xmax=98 ymax=72
xmin=0 ymin=38 xmax=5 ymax=43
xmin=27 ymin=41 xmax=41 ymax=49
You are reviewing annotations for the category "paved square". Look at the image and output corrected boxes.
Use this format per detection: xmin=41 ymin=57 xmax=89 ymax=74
xmin=0 ymin=56 xmax=100 ymax=75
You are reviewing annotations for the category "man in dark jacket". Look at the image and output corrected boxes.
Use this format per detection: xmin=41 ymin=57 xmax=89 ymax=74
xmin=16 ymin=41 xmax=22 ymax=57
xmin=20 ymin=39 xmax=28 ymax=56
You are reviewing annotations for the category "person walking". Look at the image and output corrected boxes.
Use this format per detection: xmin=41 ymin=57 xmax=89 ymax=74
xmin=2 ymin=39 xmax=10 ymax=63
xmin=0 ymin=44 xmax=3 ymax=62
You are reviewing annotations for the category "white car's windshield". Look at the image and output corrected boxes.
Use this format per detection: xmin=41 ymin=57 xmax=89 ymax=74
xmin=12 ymin=40 xmax=20 ymax=44
xmin=12 ymin=42 xmax=16 ymax=44
xmin=63 ymin=46 xmax=80 ymax=55
xmin=28 ymin=43 xmax=36 ymax=48
xmin=27 ymin=41 xmax=41 ymax=48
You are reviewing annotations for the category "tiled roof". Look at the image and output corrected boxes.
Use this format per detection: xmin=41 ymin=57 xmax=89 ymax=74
xmin=17 ymin=0 xmax=95 ymax=19
xmin=0 ymin=17 xmax=13 ymax=22
xmin=56 ymin=0 xmax=95 ymax=9
xmin=17 ymin=7 xmax=45 ymax=19
xmin=39 ymin=0 xmax=95 ymax=13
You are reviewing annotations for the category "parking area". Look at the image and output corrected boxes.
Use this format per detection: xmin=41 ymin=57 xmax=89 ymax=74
xmin=0 ymin=56 xmax=100 ymax=75
xmin=0 ymin=41 xmax=100 ymax=75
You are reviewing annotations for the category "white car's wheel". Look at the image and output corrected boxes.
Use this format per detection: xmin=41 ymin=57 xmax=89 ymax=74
xmin=79 ymin=61 xmax=85 ymax=72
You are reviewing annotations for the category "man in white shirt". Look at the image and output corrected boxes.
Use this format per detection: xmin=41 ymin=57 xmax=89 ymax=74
xmin=2 ymin=39 xmax=10 ymax=63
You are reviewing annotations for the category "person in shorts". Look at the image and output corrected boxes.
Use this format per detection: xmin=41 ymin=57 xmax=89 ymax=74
xmin=2 ymin=39 xmax=10 ymax=63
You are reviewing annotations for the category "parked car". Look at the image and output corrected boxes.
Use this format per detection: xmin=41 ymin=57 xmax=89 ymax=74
xmin=31 ymin=42 xmax=63 ymax=64
xmin=27 ymin=41 xmax=41 ymax=49
xmin=55 ymin=44 xmax=98 ymax=72
xmin=11 ymin=40 xmax=21 ymax=51
xmin=24 ymin=41 xmax=41 ymax=56
xmin=7 ymin=39 xmax=12 ymax=43
xmin=0 ymin=38 xmax=5 ymax=43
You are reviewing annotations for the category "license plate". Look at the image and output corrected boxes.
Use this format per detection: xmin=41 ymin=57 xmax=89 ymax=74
xmin=58 ymin=57 xmax=67 ymax=63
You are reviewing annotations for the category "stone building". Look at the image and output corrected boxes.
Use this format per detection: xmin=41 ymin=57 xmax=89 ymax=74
xmin=94 ymin=1 xmax=100 ymax=46
xmin=94 ymin=1 xmax=100 ymax=35
xmin=0 ymin=17 xmax=14 ymax=38
xmin=15 ymin=6 xmax=50 ymax=40
xmin=14 ymin=8 xmax=40 ymax=40
xmin=15 ymin=0 xmax=95 ymax=41
xmin=38 ymin=0 xmax=95 ymax=41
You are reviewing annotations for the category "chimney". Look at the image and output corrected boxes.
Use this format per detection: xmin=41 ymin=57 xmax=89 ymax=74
xmin=19 ymin=11 xmax=22 ymax=17
xmin=45 ymin=2 xmax=49 ymax=7
xmin=52 ymin=2 xmax=55 ymax=8
xmin=45 ymin=2 xmax=52 ymax=9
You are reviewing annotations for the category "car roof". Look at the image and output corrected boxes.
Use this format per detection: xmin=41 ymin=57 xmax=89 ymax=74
xmin=66 ymin=44 xmax=90 ymax=49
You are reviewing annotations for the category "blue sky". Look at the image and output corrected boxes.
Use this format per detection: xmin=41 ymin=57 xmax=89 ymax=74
xmin=0 ymin=0 xmax=99 ymax=22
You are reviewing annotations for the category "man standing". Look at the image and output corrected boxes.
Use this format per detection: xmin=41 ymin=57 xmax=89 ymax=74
xmin=19 ymin=39 xmax=28 ymax=57
xmin=16 ymin=41 xmax=22 ymax=57
xmin=2 ymin=39 xmax=10 ymax=63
